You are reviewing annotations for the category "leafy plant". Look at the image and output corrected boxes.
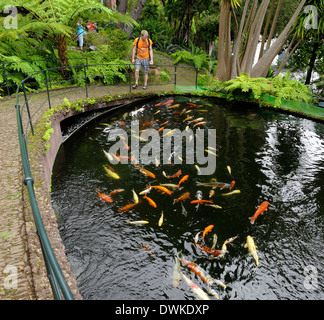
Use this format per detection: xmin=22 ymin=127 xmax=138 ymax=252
xmin=171 ymin=50 xmax=211 ymax=71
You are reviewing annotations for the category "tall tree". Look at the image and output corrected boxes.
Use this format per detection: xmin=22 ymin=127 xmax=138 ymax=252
xmin=216 ymin=0 xmax=307 ymax=81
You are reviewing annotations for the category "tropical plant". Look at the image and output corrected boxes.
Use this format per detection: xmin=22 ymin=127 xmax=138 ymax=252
xmin=171 ymin=50 xmax=211 ymax=71
xmin=0 ymin=0 xmax=135 ymax=71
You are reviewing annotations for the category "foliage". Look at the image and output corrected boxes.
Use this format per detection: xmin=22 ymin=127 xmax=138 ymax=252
xmin=171 ymin=50 xmax=211 ymax=71
xmin=222 ymin=72 xmax=314 ymax=107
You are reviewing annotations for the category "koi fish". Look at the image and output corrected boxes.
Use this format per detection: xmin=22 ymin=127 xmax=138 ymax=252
xmin=102 ymin=149 xmax=114 ymax=162
xmin=161 ymin=120 xmax=169 ymax=126
xmin=150 ymin=185 xmax=172 ymax=195
xmin=222 ymin=190 xmax=241 ymax=196
xmin=205 ymin=204 xmax=222 ymax=209
xmin=163 ymin=129 xmax=176 ymax=137
xmin=180 ymin=202 xmax=188 ymax=217
xmin=244 ymin=235 xmax=259 ymax=266
xmin=142 ymin=243 xmax=153 ymax=255
xmin=173 ymin=192 xmax=190 ymax=204
xmin=194 ymin=231 xmax=201 ymax=244
xmin=249 ymin=201 xmax=269 ymax=224
xmin=172 ymin=255 xmax=181 ymax=288
xmin=103 ymin=165 xmax=120 ymax=179
xmin=179 ymin=254 xmax=225 ymax=290
xmin=181 ymin=273 xmax=210 ymax=300
xmin=118 ymin=202 xmax=139 ymax=212
xmin=183 ymin=116 xmax=193 ymax=122
xmin=134 ymin=164 xmax=156 ymax=179
xmin=193 ymin=121 xmax=207 ymax=127
xmin=196 ymin=181 xmax=233 ymax=189
xmin=126 ymin=220 xmax=149 ymax=225
xmin=227 ymin=165 xmax=231 ymax=175
xmin=160 ymin=183 xmax=179 ymax=189
xmin=205 ymin=149 xmax=217 ymax=156
xmin=139 ymin=185 xmax=152 ymax=195
xmin=178 ymin=174 xmax=189 ymax=187
xmin=209 ymin=190 xmax=215 ymax=198
xmin=190 ymin=200 xmax=214 ymax=205
xmin=96 ymin=189 xmax=113 ymax=203
xmin=167 ymin=103 xmax=180 ymax=109
xmin=109 ymin=189 xmax=125 ymax=196
xmin=157 ymin=126 xmax=164 ymax=133
xmin=154 ymin=102 xmax=163 ymax=107
xmin=194 ymin=243 xmax=222 ymax=257
xmin=202 ymin=225 xmax=214 ymax=240
xmin=143 ymin=195 xmax=157 ymax=208
xmin=158 ymin=211 xmax=164 ymax=226
xmin=132 ymin=189 xmax=139 ymax=203
xmin=162 ymin=99 xmax=174 ymax=105
xmin=164 ymin=170 xmax=182 ymax=179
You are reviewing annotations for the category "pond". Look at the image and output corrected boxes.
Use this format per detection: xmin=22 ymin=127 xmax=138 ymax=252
xmin=51 ymin=96 xmax=324 ymax=300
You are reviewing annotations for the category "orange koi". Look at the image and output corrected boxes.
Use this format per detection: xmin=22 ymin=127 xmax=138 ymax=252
xmin=96 ymin=189 xmax=113 ymax=203
xmin=166 ymin=169 xmax=182 ymax=178
xmin=202 ymin=225 xmax=214 ymax=240
xmin=109 ymin=189 xmax=125 ymax=196
xmin=134 ymin=164 xmax=156 ymax=178
xmin=150 ymin=185 xmax=172 ymax=195
xmin=122 ymin=140 xmax=130 ymax=150
xmin=161 ymin=121 xmax=169 ymax=126
xmin=118 ymin=202 xmax=139 ymax=212
xmin=157 ymin=126 xmax=164 ymax=133
xmin=173 ymin=192 xmax=190 ymax=204
xmin=162 ymin=99 xmax=174 ymax=105
xmin=229 ymin=180 xmax=235 ymax=191
xmin=112 ymin=153 xmax=120 ymax=162
xmin=191 ymin=200 xmax=214 ymax=204
xmin=154 ymin=102 xmax=163 ymax=107
xmin=178 ymin=174 xmax=189 ymax=187
xmin=143 ymin=195 xmax=157 ymax=208
xmin=249 ymin=201 xmax=269 ymax=224
xmin=193 ymin=121 xmax=207 ymax=127
xmin=142 ymin=243 xmax=153 ymax=256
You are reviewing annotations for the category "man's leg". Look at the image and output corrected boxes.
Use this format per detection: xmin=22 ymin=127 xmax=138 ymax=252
xmin=135 ymin=69 xmax=139 ymax=85
xmin=144 ymin=73 xmax=148 ymax=87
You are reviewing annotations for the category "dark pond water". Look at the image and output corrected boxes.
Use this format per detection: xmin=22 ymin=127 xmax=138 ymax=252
xmin=51 ymin=96 xmax=324 ymax=300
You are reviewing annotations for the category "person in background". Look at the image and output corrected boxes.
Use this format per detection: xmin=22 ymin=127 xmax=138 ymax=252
xmin=76 ymin=20 xmax=84 ymax=50
xmin=132 ymin=30 xmax=153 ymax=90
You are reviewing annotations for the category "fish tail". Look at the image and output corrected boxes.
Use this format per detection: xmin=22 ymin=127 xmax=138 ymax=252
xmin=249 ymin=216 xmax=255 ymax=224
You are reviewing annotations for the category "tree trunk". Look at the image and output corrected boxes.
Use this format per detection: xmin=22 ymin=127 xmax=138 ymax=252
xmin=123 ymin=0 xmax=147 ymax=38
xmin=57 ymin=34 xmax=69 ymax=77
xmin=216 ymin=0 xmax=232 ymax=82
xmin=251 ymin=0 xmax=306 ymax=78
xmin=305 ymin=40 xmax=319 ymax=85
xmin=116 ymin=0 xmax=128 ymax=29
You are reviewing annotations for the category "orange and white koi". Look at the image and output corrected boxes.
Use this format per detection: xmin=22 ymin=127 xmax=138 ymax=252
xmin=202 ymin=224 xmax=214 ymax=240
xmin=134 ymin=164 xmax=156 ymax=178
xmin=181 ymin=272 xmax=210 ymax=300
xmin=179 ymin=254 xmax=226 ymax=290
xmin=194 ymin=243 xmax=221 ymax=257
xmin=249 ymin=201 xmax=269 ymax=224
xmin=143 ymin=195 xmax=157 ymax=208
xmin=193 ymin=121 xmax=207 ymax=127
xmin=139 ymin=185 xmax=152 ymax=195
xmin=178 ymin=174 xmax=189 ymax=187
xmin=96 ymin=189 xmax=113 ymax=203
xmin=173 ymin=192 xmax=190 ymax=204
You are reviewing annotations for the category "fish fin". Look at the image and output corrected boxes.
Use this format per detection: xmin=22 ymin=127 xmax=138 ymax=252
xmin=248 ymin=217 xmax=255 ymax=224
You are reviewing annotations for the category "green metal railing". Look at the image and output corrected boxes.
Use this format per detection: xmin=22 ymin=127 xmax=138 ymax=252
xmin=15 ymin=62 xmax=198 ymax=300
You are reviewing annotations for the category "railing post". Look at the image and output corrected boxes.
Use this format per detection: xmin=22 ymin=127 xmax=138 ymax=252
xmin=44 ymin=69 xmax=52 ymax=109
xmin=84 ymin=65 xmax=88 ymax=98
xmin=22 ymin=82 xmax=34 ymax=135
xmin=46 ymin=60 xmax=52 ymax=89
xmin=195 ymin=67 xmax=198 ymax=90
xmin=129 ymin=65 xmax=132 ymax=93
xmin=174 ymin=65 xmax=177 ymax=90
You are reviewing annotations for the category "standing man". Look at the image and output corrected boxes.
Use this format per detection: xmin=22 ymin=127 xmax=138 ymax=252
xmin=132 ymin=30 xmax=153 ymax=90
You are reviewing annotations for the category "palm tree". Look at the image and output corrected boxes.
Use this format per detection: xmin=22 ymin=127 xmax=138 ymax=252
xmin=0 ymin=0 xmax=135 ymax=71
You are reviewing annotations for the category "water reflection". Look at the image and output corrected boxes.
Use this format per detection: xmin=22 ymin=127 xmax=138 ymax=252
xmin=51 ymin=97 xmax=324 ymax=300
